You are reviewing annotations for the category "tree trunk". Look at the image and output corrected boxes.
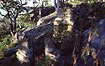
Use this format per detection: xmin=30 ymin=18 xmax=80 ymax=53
xmin=10 ymin=21 xmax=14 ymax=36
xmin=53 ymin=0 xmax=60 ymax=15
xmin=54 ymin=0 xmax=57 ymax=11
xmin=38 ymin=7 xmax=42 ymax=19
xmin=7 ymin=12 xmax=17 ymax=36
xmin=10 ymin=20 xmax=17 ymax=36
xmin=13 ymin=20 xmax=16 ymax=34
xmin=56 ymin=0 xmax=60 ymax=15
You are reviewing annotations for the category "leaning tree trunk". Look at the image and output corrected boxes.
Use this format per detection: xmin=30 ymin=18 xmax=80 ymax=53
xmin=7 ymin=12 xmax=17 ymax=36
xmin=37 ymin=11 xmax=57 ymax=26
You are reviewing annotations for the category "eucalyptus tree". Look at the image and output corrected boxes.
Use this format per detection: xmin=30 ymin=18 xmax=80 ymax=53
xmin=0 ymin=0 xmax=27 ymax=36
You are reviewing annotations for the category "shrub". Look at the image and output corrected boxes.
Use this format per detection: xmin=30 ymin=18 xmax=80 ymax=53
xmin=0 ymin=35 xmax=14 ymax=58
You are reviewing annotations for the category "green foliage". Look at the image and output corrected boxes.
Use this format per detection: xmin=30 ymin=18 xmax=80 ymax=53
xmin=21 ymin=22 xmax=35 ymax=27
xmin=0 ymin=35 xmax=14 ymax=58
xmin=17 ymin=13 xmax=35 ymax=28
xmin=36 ymin=59 xmax=46 ymax=66
xmin=0 ymin=23 xmax=10 ymax=42
xmin=67 ymin=1 xmax=79 ymax=7
xmin=2 ymin=35 xmax=11 ymax=45
xmin=17 ymin=13 xmax=31 ymax=23
xmin=66 ymin=0 xmax=100 ymax=7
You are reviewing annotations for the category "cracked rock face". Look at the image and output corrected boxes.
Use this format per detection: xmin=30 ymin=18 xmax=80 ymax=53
xmin=14 ymin=23 xmax=53 ymax=63
xmin=44 ymin=38 xmax=61 ymax=61
xmin=90 ymin=19 xmax=105 ymax=62
xmin=90 ymin=19 xmax=105 ymax=50
xmin=82 ymin=18 xmax=105 ymax=65
xmin=44 ymin=38 xmax=65 ymax=66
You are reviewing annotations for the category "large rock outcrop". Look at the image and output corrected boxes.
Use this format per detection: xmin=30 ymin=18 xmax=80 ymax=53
xmin=13 ymin=23 xmax=53 ymax=64
xmin=81 ymin=18 xmax=105 ymax=66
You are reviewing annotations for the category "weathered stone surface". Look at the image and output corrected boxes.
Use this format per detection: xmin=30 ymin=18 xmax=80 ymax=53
xmin=25 ymin=22 xmax=53 ymax=38
xmin=82 ymin=18 xmax=105 ymax=65
xmin=44 ymin=38 xmax=64 ymax=66
xmin=90 ymin=19 xmax=105 ymax=50
xmin=16 ymin=39 xmax=29 ymax=63
xmin=4 ymin=48 xmax=17 ymax=57
xmin=45 ymin=38 xmax=59 ymax=60
xmin=14 ymin=22 xmax=53 ymax=64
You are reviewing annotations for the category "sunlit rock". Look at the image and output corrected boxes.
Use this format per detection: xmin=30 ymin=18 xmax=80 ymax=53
xmin=16 ymin=39 xmax=29 ymax=63
xmin=44 ymin=38 xmax=63 ymax=63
